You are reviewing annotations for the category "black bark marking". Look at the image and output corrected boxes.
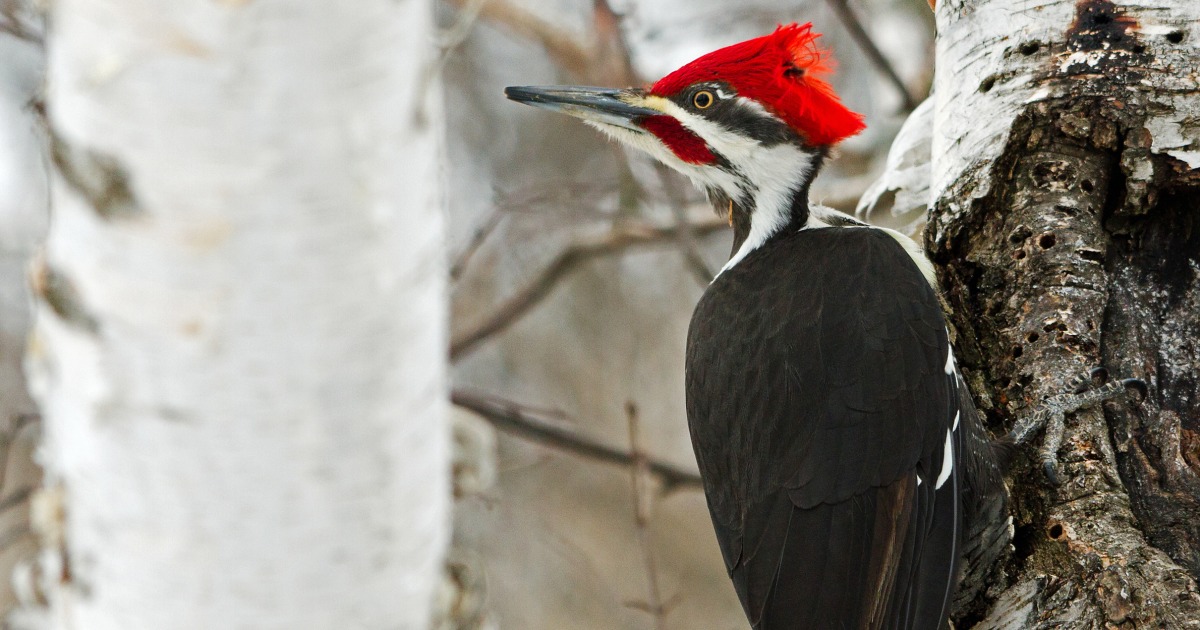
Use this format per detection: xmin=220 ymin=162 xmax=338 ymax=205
xmin=50 ymin=132 xmax=141 ymax=220
xmin=1066 ymin=0 xmax=1140 ymax=53
xmin=33 ymin=263 xmax=100 ymax=334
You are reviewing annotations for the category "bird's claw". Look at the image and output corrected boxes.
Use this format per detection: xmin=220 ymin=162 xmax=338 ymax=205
xmin=1121 ymin=378 xmax=1149 ymax=402
xmin=1006 ymin=367 xmax=1147 ymax=486
xmin=1042 ymin=459 xmax=1061 ymax=486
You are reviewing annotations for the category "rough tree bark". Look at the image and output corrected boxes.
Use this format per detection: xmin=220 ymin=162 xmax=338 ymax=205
xmin=19 ymin=1 xmax=448 ymax=628
xmin=928 ymin=0 xmax=1200 ymax=626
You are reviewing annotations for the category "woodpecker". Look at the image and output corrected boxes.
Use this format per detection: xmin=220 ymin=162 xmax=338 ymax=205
xmin=506 ymin=24 xmax=1008 ymax=630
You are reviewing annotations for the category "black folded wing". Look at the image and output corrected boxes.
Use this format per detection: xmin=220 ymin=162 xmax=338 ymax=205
xmin=685 ymin=227 xmax=964 ymax=629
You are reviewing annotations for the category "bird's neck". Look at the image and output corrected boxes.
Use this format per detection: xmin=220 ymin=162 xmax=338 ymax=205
xmin=721 ymin=148 xmax=826 ymax=273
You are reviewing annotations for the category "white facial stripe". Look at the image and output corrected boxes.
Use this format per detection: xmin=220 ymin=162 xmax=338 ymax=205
xmin=584 ymin=121 xmax=742 ymax=194
xmin=642 ymin=100 xmax=814 ymax=275
xmin=935 ymin=429 xmax=954 ymax=489
xmin=597 ymin=94 xmax=817 ymax=277
xmin=637 ymin=98 xmax=815 ymax=276
xmin=733 ymin=96 xmax=782 ymax=122
xmin=718 ymin=141 xmax=814 ymax=274
xmin=952 ymin=410 xmax=960 ymax=431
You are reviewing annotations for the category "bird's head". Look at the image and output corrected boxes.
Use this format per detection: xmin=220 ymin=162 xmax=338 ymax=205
xmin=506 ymin=23 xmax=865 ymax=263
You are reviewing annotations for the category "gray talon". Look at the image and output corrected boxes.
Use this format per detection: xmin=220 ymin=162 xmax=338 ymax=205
xmin=1006 ymin=370 xmax=1146 ymax=487
xmin=1121 ymin=378 xmax=1148 ymax=401
xmin=1042 ymin=460 xmax=1061 ymax=486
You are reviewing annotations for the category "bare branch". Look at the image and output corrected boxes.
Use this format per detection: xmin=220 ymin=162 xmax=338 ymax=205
xmin=622 ymin=402 xmax=678 ymax=628
xmin=0 ymin=0 xmax=43 ymax=45
xmin=449 ymin=212 xmax=504 ymax=282
xmin=0 ymin=413 xmax=39 ymax=496
xmin=654 ymin=163 xmax=717 ymax=286
xmin=823 ymin=0 xmax=919 ymax=112
xmin=451 ymin=389 xmax=703 ymax=493
xmin=450 ymin=218 xmax=728 ymax=361
xmin=0 ymin=487 xmax=32 ymax=516
xmin=441 ymin=0 xmax=593 ymax=79
xmin=0 ymin=524 xmax=31 ymax=554
xmin=590 ymin=0 xmax=641 ymax=85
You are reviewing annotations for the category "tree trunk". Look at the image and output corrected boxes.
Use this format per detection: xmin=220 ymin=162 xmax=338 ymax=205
xmin=930 ymin=0 xmax=1200 ymax=626
xmin=22 ymin=1 xmax=449 ymax=628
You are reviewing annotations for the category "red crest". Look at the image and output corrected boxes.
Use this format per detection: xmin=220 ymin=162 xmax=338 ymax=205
xmin=650 ymin=23 xmax=865 ymax=146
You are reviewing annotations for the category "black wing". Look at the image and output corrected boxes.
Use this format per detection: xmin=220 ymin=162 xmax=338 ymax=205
xmin=685 ymin=227 xmax=964 ymax=629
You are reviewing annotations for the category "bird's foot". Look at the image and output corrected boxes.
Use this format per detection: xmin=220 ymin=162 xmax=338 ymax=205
xmin=1005 ymin=367 xmax=1147 ymax=486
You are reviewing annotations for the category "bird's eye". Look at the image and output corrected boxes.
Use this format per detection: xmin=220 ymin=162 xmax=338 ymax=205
xmin=693 ymin=90 xmax=715 ymax=109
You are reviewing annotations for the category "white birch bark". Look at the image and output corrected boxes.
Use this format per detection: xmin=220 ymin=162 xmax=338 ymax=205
xmin=22 ymin=1 xmax=448 ymax=628
xmin=930 ymin=0 xmax=1200 ymax=240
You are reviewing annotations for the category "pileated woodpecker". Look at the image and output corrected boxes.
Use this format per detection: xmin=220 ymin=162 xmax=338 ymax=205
xmin=506 ymin=23 xmax=1137 ymax=630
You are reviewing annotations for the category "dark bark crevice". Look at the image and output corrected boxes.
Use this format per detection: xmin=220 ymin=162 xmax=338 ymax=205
xmin=936 ymin=92 xmax=1200 ymax=626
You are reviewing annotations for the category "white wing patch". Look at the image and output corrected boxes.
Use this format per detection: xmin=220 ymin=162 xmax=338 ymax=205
xmin=935 ymin=429 xmax=954 ymax=489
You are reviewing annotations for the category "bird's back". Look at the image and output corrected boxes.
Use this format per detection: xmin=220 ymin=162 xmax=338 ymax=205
xmin=685 ymin=226 xmax=982 ymax=629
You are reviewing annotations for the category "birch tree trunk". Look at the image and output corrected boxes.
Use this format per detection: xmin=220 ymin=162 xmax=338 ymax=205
xmin=929 ymin=0 xmax=1200 ymax=626
xmin=22 ymin=2 xmax=449 ymax=628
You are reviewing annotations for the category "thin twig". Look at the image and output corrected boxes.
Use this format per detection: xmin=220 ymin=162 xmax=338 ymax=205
xmin=623 ymin=402 xmax=678 ymax=627
xmin=0 ymin=524 xmax=31 ymax=553
xmin=823 ymin=0 xmax=919 ymax=112
xmin=450 ymin=218 xmax=729 ymax=361
xmin=450 ymin=212 xmax=505 ymax=282
xmin=0 ymin=0 xmax=42 ymax=44
xmin=590 ymin=0 xmax=641 ymax=85
xmin=654 ymin=162 xmax=716 ymax=285
xmin=0 ymin=6 xmax=41 ymax=45
xmin=442 ymin=0 xmax=593 ymax=79
xmin=0 ymin=413 xmax=39 ymax=496
xmin=451 ymin=389 xmax=703 ymax=492
xmin=0 ymin=487 xmax=32 ymax=516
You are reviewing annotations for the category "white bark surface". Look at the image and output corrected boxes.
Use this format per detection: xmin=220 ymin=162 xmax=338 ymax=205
xmin=25 ymin=2 xmax=448 ymax=628
xmin=856 ymin=94 xmax=933 ymax=233
xmin=931 ymin=0 xmax=1200 ymax=237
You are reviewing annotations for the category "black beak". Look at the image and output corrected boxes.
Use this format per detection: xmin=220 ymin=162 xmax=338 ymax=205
xmin=504 ymin=86 xmax=660 ymax=132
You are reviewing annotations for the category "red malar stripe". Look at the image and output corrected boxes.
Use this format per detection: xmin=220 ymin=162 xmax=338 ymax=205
xmin=641 ymin=116 xmax=716 ymax=165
